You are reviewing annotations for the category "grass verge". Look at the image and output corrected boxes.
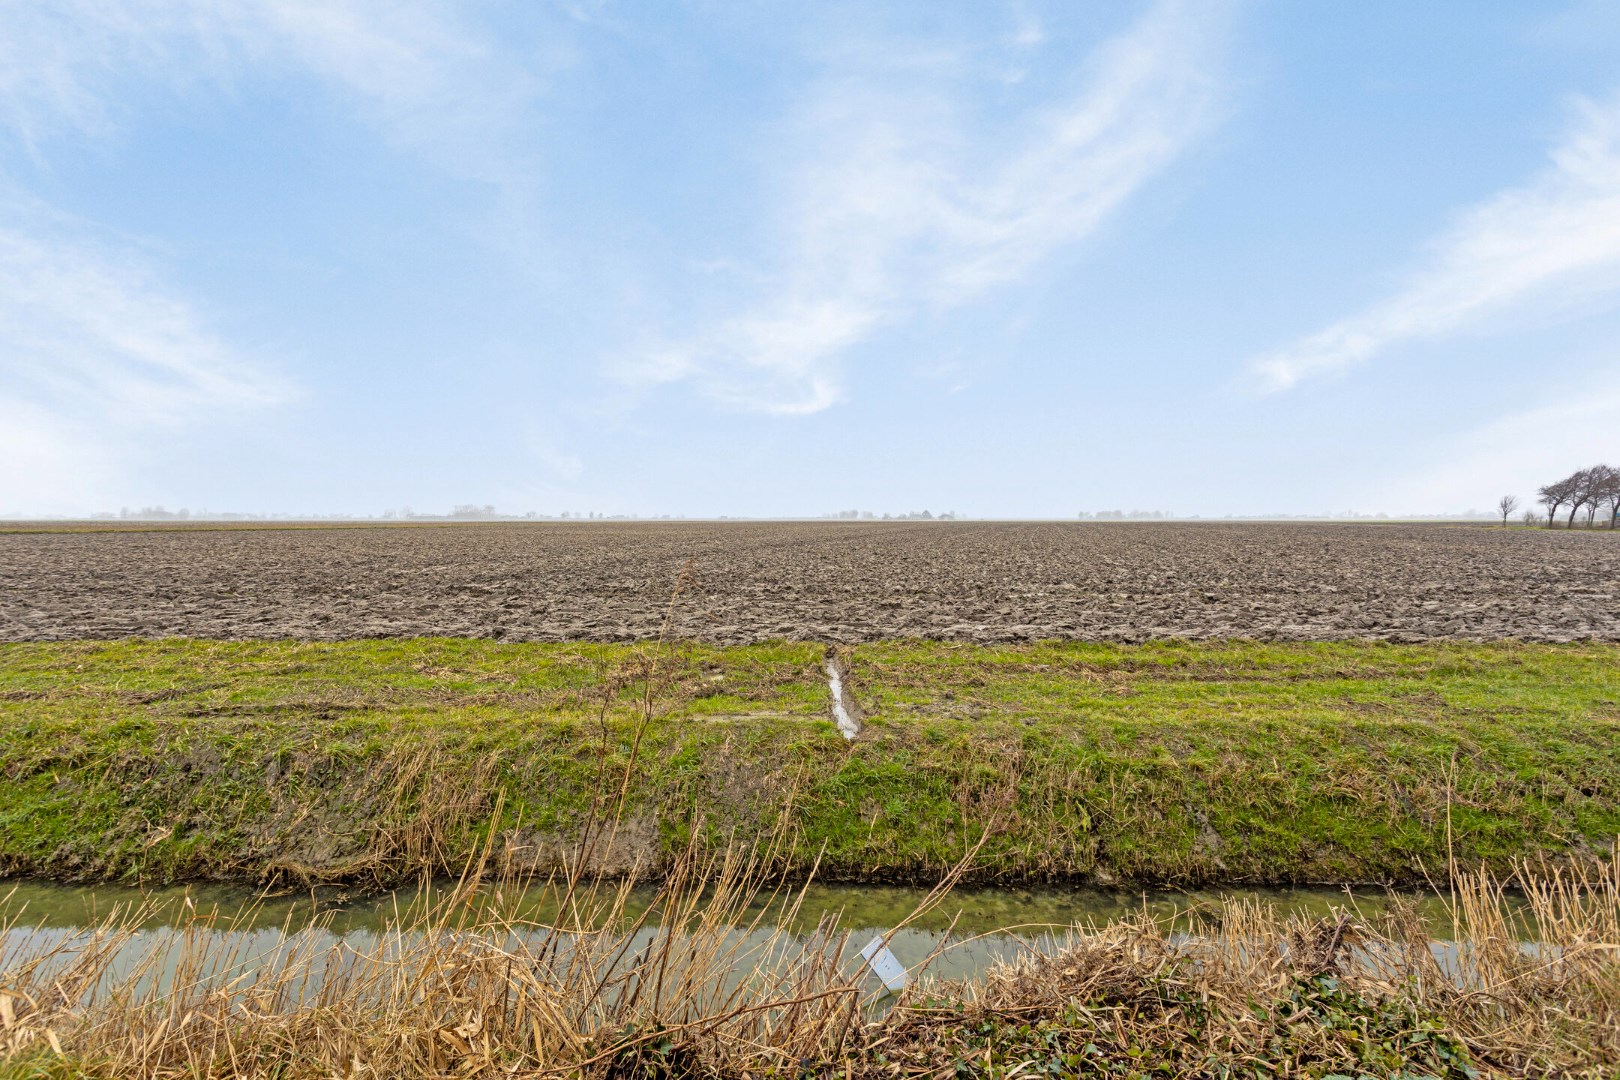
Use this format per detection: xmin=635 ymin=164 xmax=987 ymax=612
xmin=1 ymin=638 xmax=1617 ymax=886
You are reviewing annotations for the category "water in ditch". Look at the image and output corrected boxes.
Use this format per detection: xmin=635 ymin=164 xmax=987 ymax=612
xmin=1 ymin=876 xmax=1517 ymax=997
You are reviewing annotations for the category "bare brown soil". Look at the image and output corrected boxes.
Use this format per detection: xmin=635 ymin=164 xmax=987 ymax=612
xmin=2 ymin=520 xmax=1616 ymax=642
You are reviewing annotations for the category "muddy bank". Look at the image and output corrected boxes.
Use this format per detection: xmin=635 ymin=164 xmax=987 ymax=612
xmin=3 ymin=521 xmax=1618 ymax=643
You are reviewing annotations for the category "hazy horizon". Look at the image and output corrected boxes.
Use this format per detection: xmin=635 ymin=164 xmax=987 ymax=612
xmin=4 ymin=2 xmax=1620 ymax=519
xmin=7 ymin=506 xmax=1526 ymax=524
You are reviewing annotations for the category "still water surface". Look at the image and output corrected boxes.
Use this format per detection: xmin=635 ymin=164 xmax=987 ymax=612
xmin=1 ymin=878 xmax=1505 ymax=991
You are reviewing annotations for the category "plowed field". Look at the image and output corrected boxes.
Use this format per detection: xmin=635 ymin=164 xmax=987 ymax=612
xmin=3 ymin=521 xmax=1616 ymax=642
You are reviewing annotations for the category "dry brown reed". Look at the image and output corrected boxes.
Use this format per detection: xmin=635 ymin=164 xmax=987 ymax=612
xmin=0 ymin=852 xmax=1615 ymax=1078
xmin=880 ymin=852 xmax=1619 ymax=1078
xmin=0 ymin=826 xmax=955 ymax=1078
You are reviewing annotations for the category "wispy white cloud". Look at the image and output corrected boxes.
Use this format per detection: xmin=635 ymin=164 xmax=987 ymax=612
xmin=0 ymin=0 xmax=555 ymax=188
xmin=255 ymin=0 xmax=558 ymax=190
xmin=0 ymin=220 xmax=288 ymax=419
xmin=621 ymin=0 xmax=1232 ymax=414
xmin=0 ymin=1 xmax=562 ymax=510
xmin=1251 ymin=93 xmax=1620 ymax=392
xmin=0 ymin=201 xmax=291 ymax=510
xmin=0 ymin=3 xmax=179 ymax=150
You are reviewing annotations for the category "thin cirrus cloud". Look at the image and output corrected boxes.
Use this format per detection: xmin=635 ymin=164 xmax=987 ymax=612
xmin=622 ymin=0 xmax=1233 ymax=415
xmin=249 ymin=0 xmax=558 ymax=192
xmin=0 ymin=218 xmax=289 ymax=421
xmin=0 ymin=0 xmax=556 ymax=509
xmin=1250 ymin=92 xmax=1620 ymax=392
xmin=0 ymin=206 xmax=293 ymax=510
xmin=0 ymin=0 xmax=553 ymax=187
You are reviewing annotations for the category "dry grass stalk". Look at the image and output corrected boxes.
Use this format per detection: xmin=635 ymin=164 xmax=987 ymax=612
xmin=0 ymin=854 xmax=1614 ymax=1078
xmin=874 ymin=853 xmax=1618 ymax=1078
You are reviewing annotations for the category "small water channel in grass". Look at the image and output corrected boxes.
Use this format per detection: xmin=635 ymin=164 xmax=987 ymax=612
xmin=1 ymin=877 xmax=1524 ymax=995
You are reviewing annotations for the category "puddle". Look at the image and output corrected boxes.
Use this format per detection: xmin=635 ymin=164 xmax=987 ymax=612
xmin=825 ymin=649 xmax=862 ymax=738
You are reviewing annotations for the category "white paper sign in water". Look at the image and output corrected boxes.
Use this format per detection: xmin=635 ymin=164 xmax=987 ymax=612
xmin=859 ymin=935 xmax=907 ymax=992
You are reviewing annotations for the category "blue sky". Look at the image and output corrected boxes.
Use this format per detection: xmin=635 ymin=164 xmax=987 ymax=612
xmin=4 ymin=1 xmax=1620 ymax=518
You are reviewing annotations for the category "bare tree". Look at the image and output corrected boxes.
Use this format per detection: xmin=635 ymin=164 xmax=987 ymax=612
xmin=1539 ymin=474 xmax=1579 ymax=527
xmin=1567 ymin=468 xmax=1595 ymax=528
xmin=1496 ymin=494 xmax=1519 ymax=526
xmin=1591 ymin=464 xmax=1620 ymax=530
xmin=1579 ymin=467 xmax=1607 ymax=527
xmin=1537 ymin=465 xmax=1620 ymax=528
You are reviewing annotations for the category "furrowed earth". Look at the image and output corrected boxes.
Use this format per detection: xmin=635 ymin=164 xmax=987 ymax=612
xmin=2 ymin=520 xmax=1617 ymax=643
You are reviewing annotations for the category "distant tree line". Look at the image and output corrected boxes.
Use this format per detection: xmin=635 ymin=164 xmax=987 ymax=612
xmin=1526 ymin=465 xmax=1620 ymax=528
xmin=119 ymin=506 xmax=191 ymax=520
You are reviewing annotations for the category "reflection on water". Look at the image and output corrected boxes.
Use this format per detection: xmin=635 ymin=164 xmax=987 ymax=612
xmin=0 ymin=876 xmax=1522 ymax=992
xmin=0 ymin=877 xmax=1508 ymax=937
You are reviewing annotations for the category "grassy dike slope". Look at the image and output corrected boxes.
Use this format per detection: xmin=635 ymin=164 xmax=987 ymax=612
xmin=1 ymin=639 xmax=1616 ymax=886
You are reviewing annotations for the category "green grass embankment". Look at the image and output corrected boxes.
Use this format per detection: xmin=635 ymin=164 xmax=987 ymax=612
xmin=1 ymin=639 xmax=1616 ymax=886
